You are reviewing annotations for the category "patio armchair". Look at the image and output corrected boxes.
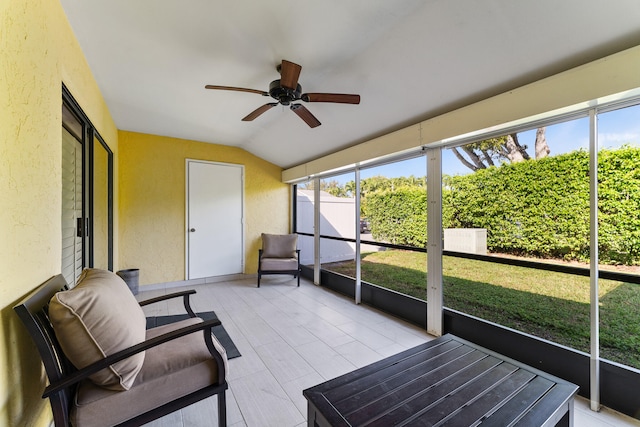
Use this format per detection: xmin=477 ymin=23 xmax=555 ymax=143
xmin=13 ymin=268 xmax=228 ymax=426
xmin=257 ymin=233 xmax=301 ymax=287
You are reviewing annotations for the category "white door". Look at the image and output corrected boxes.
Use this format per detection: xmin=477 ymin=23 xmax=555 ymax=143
xmin=187 ymin=160 xmax=244 ymax=279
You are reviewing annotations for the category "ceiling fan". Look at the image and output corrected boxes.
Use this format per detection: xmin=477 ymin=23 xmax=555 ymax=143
xmin=205 ymin=59 xmax=360 ymax=128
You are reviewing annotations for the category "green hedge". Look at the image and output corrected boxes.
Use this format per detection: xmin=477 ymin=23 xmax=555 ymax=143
xmin=365 ymin=187 xmax=427 ymax=247
xmin=365 ymin=147 xmax=640 ymax=264
xmin=596 ymin=148 xmax=640 ymax=264
xmin=446 ymin=150 xmax=591 ymax=261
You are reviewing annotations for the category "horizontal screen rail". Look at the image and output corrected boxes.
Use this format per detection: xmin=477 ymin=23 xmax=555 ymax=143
xmin=295 ymin=232 xmax=640 ymax=285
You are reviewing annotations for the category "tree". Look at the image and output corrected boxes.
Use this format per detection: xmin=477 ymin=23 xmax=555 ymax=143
xmin=535 ymin=127 xmax=550 ymax=159
xmin=343 ymin=180 xmax=356 ymax=198
xmin=322 ymin=179 xmax=347 ymax=197
xmin=297 ymin=179 xmax=348 ymax=197
xmin=450 ymin=127 xmax=549 ymax=171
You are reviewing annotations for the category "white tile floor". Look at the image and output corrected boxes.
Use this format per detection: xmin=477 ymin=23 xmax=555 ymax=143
xmin=138 ymin=276 xmax=640 ymax=427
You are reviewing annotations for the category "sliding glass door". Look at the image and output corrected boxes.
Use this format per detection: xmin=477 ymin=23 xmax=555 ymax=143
xmin=62 ymin=85 xmax=113 ymax=286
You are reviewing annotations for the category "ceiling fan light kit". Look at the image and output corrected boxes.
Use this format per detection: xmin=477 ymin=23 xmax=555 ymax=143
xmin=205 ymin=59 xmax=360 ymax=128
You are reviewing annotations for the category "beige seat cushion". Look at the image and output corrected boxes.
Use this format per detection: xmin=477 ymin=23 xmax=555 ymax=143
xmin=260 ymin=257 xmax=299 ymax=271
xmin=261 ymin=233 xmax=298 ymax=258
xmin=71 ymin=318 xmax=228 ymax=427
xmin=49 ymin=268 xmax=146 ymax=391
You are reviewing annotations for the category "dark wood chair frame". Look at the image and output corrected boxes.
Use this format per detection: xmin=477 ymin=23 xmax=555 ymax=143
xmin=257 ymin=248 xmax=301 ymax=287
xmin=14 ymin=274 xmax=228 ymax=427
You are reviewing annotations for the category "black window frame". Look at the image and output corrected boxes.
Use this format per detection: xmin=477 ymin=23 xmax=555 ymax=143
xmin=62 ymin=84 xmax=114 ymax=271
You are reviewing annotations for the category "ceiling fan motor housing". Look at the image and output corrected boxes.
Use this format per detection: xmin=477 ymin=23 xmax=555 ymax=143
xmin=269 ymin=79 xmax=302 ymax=105
xmin=205 ymin=59 xmax=359 ymax=127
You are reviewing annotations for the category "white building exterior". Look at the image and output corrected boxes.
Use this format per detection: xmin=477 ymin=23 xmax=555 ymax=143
xmin=297 ymin=190 xmax=356 ymax=265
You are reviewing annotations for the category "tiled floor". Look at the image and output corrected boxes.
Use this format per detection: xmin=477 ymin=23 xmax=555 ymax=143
xmin=138 ymin=276 xmax=640 ymax=427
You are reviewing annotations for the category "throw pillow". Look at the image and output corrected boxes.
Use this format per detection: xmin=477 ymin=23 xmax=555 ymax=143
xmin=49 ymin=268 xmax=146 ymax=390
xmin=261 ymin=233 xmax=297 ymax=258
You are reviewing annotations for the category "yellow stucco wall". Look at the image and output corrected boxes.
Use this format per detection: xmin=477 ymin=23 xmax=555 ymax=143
xmin=0 ymin=1 xmax=118 ymax=425
xmin=118 ymin=131 xmax=290 ymax=286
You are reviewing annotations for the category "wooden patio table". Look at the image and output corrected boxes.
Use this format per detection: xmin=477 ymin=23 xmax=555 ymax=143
xmin=304 ymin=334 xmax=578 ymax=426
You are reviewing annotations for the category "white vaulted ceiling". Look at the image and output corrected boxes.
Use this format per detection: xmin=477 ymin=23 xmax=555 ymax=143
xmin=60 ymin=0 xmax=640 ymax=168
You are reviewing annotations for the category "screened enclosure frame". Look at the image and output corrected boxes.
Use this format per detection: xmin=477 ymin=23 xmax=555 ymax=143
xmin=292 ymin=91 xmax=640 ymax=414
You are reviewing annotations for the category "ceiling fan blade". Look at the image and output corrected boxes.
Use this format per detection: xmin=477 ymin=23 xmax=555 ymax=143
xmin=290 ymin=104 xmax=321 ymax=128
xmin=280 ymin=60 xmax=302 ymax=90
xmin=242 ymin=103 xmax=278 ymax=121
xmin=301 ymin=93 xmax=360 ymax=104
xmin=205 ymin=85 xmax=268 ymax=96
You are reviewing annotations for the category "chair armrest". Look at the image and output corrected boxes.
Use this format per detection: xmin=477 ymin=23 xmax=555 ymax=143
xmin=43 ymin=317 xmax=222 ymax=398
xmin=138 ymin=289 xmax=197 ymax=317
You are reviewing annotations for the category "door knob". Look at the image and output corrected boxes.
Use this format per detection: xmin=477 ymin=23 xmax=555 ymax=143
xmin=190 ymin=228 xmax=196 ymax=232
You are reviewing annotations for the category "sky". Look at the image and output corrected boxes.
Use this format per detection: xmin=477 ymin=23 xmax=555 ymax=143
xmin=325 ymin=103 xmax=640 ymax=184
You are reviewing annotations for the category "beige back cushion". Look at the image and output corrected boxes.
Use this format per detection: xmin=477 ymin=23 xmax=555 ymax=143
xmin=49 ymin=268 xmax=147 ymax=390
xmin=262 ymin=233 xmax=298 ymax=258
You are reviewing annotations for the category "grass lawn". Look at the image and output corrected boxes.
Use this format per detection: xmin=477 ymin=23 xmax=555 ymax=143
xmin=323 ymin=249 xmax=640 ymax=369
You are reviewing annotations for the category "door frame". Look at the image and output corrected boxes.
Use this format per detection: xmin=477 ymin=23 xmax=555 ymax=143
xmin=185 ymin=159 xmax=245 ymax=280
xmin=62 ymin=84 xmax=114 ymax=281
